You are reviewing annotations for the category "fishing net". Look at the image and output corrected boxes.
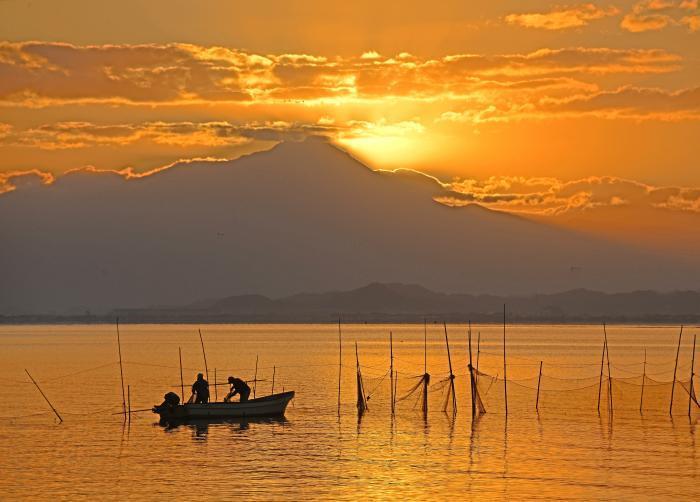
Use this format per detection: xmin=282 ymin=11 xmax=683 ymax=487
xmin=355 ymin=358 xmax=699 ymax=418
xmin=8 ymin=327 xmax=697 ymax=423
xmin=356 ymin=366 xmax=368 ymax=414
xmin=395 ymin=373 xmax=430 ymax=415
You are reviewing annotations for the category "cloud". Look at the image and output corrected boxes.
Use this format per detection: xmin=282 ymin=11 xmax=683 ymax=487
xmin=621 ymin=0 xmax=700 ymax=32
xmin=681 ymin=13 xmax=700 ymax=29
xmin=437 ymin=175 xmax=700 ymax=215
xmin=0 ymin=42 xmax=682 ymax=107
xmin=360 ymin=51 xmax=382 ymax=60
xmin=0 ymin=118 xmax=425 ymax=152
xmin=0 ymin=169 xmax=54 ymax=194
xmin=543 ymin=85 xmax=700 ymax=119
xmin=439 ymin=84 xmax=700 ymax=123
xmin=0 ymin=121 xmax=253 ymax=150
xmin=505 ymin=3 xmax=620 ymax=30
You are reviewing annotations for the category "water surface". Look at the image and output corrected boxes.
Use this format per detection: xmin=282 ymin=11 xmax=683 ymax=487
xmin=0 ymin=324 xmax=698 ymax=500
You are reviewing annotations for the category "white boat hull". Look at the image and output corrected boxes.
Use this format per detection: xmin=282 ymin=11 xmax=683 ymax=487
xmin=154 ymin=391 xmax=294 ymax=422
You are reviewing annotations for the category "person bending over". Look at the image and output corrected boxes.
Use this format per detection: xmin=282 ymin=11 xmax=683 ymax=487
xmin=224 ymin=376 xmax=251 ymax=402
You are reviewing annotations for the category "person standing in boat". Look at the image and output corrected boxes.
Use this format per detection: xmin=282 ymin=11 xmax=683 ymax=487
xmin=191 ymin=373 xmax=210 ymax=403
xmin=224 ymin=376 xmax=251 ymax=402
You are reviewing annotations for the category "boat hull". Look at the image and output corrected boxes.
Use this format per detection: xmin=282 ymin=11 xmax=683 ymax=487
xmin=153 ymin=391 xmax=294 ymax=422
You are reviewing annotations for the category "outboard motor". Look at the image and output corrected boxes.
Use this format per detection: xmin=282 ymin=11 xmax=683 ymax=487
xmin=153 ymin=392 xmax=181 ymax=416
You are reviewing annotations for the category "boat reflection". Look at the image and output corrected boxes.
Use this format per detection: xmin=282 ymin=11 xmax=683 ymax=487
xmin=159 ymin=415 xmax=289 ymax=439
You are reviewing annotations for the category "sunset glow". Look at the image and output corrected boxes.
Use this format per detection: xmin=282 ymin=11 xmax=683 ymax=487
xmin=1 ymin=0 xmax=699 ymax=255
xmin=2 ymin=5 xmax=700 ymax=499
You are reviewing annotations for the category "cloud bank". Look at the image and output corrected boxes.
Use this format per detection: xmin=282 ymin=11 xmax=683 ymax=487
xmin=0 ymin=42 xmax=684 ymax=107
xmin=438 ymin=174 xmax=700 ymax=215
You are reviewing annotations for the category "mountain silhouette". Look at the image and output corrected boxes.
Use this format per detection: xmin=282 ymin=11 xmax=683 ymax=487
xmin=1 ymin=137 xmax=699 ymax=314
xmin=104 ymin=282 xmax=700 ymax=323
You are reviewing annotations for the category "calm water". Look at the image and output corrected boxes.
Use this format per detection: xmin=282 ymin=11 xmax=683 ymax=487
xmin=0 ymin=324 xmax=698 ymax=500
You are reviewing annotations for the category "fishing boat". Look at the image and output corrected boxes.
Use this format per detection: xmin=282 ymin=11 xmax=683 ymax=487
xmin=153 ymin=391 xmax=295 ymax=423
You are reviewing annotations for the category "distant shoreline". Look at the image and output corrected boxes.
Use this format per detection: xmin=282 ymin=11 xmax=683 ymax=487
xmin=5 ymin=283 xmax=700 ymax=326
xmin=2 ymin=315 xmax=698 ymax=326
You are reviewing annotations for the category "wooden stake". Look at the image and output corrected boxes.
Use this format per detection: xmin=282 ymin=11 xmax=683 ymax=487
xmin=597 ymin=337 xmax=606 ymax=414
xmin=640 ymin=348 xmax=646 ymax=414
xmin=390 ymin=331 xmax=395 ymax=416
xmin=272 ymin=366 xmax=276 ymax=395
xmin=443 ymin=322 xmax=457 ymax=414
xmin=198 ymin=329 xmax=209 ymax=382
xmin=536 ymin=361 xmax=543 ymax=412
xmin=214 ymin=368 xmax=218 ymax=402
xmin=337 ymin=318 xmax=342 ymax=415
xmin=178 ymin=346 xmax=185 ymax=402
xmin=503 ymin=304 xmax=508 ymax=417
xmin=127 ymin=385 xmax=131 ymax=424
xmin=116 ymin=318 xmax=127 ymax=420
xmin=253 ymin=355 xmax=259 ymax=399
xmin=689 ymin=334 xmax=696 ymax=418
xmin=604 ymin=324 xmax=613 ymax=416
xmin=25 ymin=369 xmax=63 ymax=423
xmin=670 ymin=326 xmax=683 ymax=416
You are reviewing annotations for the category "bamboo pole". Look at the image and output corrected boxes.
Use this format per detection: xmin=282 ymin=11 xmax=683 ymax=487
xmin=604 ymin=324 xmax=613 ymax=416
xmin=198 ymin=329 xmax=209 ymax=382
xmin=443 ymin=322 xmax=457 ymax=414
xmin=272 ymin=366 xmax=276 ymax=395
xmin=111 ymin=408 xmax=152 ymax=415
xmin=476 ymin=331 xmax=481 ymax=386
xmin=253 ymin=355 xmax=259 ymax=399
xmin=355 ymin=340 xmax=361 ymax=411
xmin=423 ymin=318 xmax=427 ymax=374
xmin=536 ymin=361 xmax=543 ymax=412
xmin=422 ymin=374 xmax=429 ymax=417
xmin=355 ymin=342 xmax=367 ymax=413
xmin=670 ymin=326 xmax=683 ymax=416
xmin=423 ymin=320 xmax=429 ymax=417
xmin=390 ymin=331 xmax=395 ymax=416
xmin=178 ymin=346 xmax=185 ymax=401
xmin=116 ymin=318 xmax=127 ymax=420
xmin=127 ymin=385 xmax=131 ymax=424
xmin=337 ymin=318 xmax=342 ymax=415
xmin=503 ymin=304 xmax=508 ymax=417
xmin=214 ymin=368 xmax=218 ymax=402
xmin=25 ymin=369 xmax=63 ymax=423
xmin=640 ymin=348 xmax=646 ymax=414
xmin=393 ymin=369 xmax=398 ymax=412
xmin=597 ymin=337 xmax=606 ymax=414
xmin=689 ymin=334 xmax=696 ymax=418
xmin=468 ymin=321 xmax=476 ymax=417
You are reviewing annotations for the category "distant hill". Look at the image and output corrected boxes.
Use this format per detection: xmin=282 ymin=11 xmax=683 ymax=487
xmin=90 ymin=283 xmax=700 ymax=323
xmin=2 ymin=138 xmax=700 ymax=315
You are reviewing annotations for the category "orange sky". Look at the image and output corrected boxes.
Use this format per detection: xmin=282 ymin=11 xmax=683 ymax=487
xmin=1 ymin=0 xmax=699 ymax=256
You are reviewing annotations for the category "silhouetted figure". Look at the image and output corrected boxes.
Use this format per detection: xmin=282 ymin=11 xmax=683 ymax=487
xmin=224 ymin=376 xmax=251 ymax=402
xmin=191 ymin=373 xmax=210 ymax=404
xmin=153 ymin=391 xmax=180 ymax=414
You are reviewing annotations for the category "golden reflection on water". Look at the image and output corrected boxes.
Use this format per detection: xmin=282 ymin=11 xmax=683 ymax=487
xmin=0 ymin=324 xmax=698 ymax=499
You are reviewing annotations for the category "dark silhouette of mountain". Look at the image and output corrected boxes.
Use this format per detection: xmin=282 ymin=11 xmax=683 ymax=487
xmin=2 ymin=137 xmax=700 ymax=315
xmin=101 ymin=283 xmax=700 ymax=323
